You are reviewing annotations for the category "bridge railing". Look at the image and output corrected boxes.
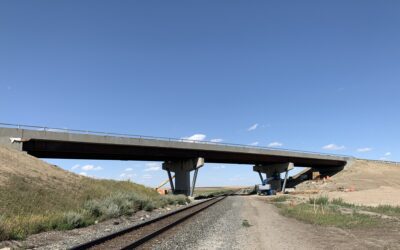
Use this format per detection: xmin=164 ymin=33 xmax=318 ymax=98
xmin=0 ymin=122 xmax=351 ymax=158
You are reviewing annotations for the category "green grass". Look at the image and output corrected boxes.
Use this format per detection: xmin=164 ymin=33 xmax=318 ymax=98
xmin=276 ymin=203 xmax=379 ymax=228
xmin=0 ymin=175 xmax=189 ymax=241
xmin=330 ymin=197 xmax=400 ymax=218
xmin=242 ymin=219 xmax=251 ymax=227
xmin=271 ymin=196 xmax=395 ymax=229
xmin=309 ymin=196 xmax=329 ymax=206
xmin=369 ymin=205 xmax=400 ymax=217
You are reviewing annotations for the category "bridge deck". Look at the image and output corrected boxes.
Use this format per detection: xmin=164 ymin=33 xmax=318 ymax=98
xmin=0 ymin=126 xmax=350 ymax=168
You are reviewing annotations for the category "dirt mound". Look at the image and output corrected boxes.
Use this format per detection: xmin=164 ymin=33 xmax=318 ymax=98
xmin=296 ymin=159 xmax=400 ymax=206
xmin=297 ymin=159 xmax=400 ymax=192
xmin=0 ymin=146 xmax=82 ymax=186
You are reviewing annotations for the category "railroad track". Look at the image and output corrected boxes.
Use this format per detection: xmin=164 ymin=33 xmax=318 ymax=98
xmin=70 ymin=196 xmax=226 ymax=250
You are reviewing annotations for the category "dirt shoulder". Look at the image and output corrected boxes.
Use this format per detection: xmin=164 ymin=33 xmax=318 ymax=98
xmin=241 ymin=195 xmax=400 ymax=249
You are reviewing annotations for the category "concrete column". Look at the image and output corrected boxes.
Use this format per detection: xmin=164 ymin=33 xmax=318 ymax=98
xmin=191 ymin=169 xmax=199 ymax=197
xmin=162 ymin=158 xmax=204 ymax=196
xmin=174 ymin=169 xmax=191 ymax=195
xmin=167 ymin=169 xmax=175 ymax=192
xmin=257 ymin=171 xmax=264 ymax=184
xmin=253 ymin=162 xmax=294 ymax=192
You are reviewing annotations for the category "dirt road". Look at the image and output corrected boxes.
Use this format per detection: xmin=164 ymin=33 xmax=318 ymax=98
xmin=238 ymin=196 xmax=399 ymax=250
xmin=152 ymin=196 xmax=400 ymax=250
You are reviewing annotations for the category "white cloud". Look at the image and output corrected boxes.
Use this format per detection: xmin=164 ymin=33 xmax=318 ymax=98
xmin=182 ymin=134 xmax=206 ymax=141
xmin=385 ymin=152 xmax=391 ymax=156
xmin=81 ymin=165 xmax=103 ymax=171
xmin=357 ymin=147 xmax=372 ymax=152
xmin=322 ymin=144 xmax=345 ymax=150
xmin=144 ymin=162 xmax=161 ymax=172
xmin=72 ymin=164 xmax=103 ymax=171
xmin=268 ymin=142 xmax=283 ymax=147
xmin=71 ymin=164 xmax=80 ymax=170
xmin=125 ymin=168 xmax=133 ymax=171
xmin=250 ymin=141 xmax=259 ymax=146
xmin=210 ymin=138 xmax=223 ymax=143
xmin=247 ymin=123 xmax=259 ymax=131
xmin=79 ymin=172 xmax=87 ymax=176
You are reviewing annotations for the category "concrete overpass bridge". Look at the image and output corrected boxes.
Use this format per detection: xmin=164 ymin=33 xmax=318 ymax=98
xmin=0 ymin=123 xmax=351 ymax=195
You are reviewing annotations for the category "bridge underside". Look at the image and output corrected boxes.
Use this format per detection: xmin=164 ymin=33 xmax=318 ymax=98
xmin=0 ymin=127 xmax=350 ymax=195
xmin=21 ymin=139 xmax=346 ymax=169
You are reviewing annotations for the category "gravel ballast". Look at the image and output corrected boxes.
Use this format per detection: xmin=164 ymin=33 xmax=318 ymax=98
xmin=141 ymin=196 xmax=245 ymax=250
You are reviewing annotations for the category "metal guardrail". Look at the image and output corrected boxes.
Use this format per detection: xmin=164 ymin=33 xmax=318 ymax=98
xmin=0 ymin=122 xmax=351 ymax=158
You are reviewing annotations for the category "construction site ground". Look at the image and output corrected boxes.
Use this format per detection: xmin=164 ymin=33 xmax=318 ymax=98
xmin=294 ymin=159 xmax=400 ymax=207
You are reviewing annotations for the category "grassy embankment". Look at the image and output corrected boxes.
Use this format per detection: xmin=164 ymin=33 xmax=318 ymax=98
xmin=270 ymin=195 xmax=400 ymax=228
xmin=0 ymin=173 xmax=188 ymax=241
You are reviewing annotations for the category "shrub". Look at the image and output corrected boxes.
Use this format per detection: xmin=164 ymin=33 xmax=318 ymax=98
xmin=84 ymin=200 xmax=103 ymax=217
xmin=102 ymin=202 xmax=120 ymax=219
xmin=143 ymin=201 xmax=155 ymax=211
xmin=242 ymin=219 xmax=251 ymax=227
xmin=0 ymin=215 xmax=9 ymax=241
xmin=60 ymin=211 xmax=88 ymax=230
xmin=174 ymin=195 xmax=190 ymax=205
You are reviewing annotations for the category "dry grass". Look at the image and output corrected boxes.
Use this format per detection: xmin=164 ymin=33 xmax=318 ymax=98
xmin=270 ymin=195 xmax=400 ymax=229
xmin=0 ymin=147 xmax=189 ymax=240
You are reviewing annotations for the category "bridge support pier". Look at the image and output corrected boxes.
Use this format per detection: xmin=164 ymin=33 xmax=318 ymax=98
xmin=253 ymin=162 xmax=294 ymax=192
xmin=162 ymin=158 xmax=204 ymax=196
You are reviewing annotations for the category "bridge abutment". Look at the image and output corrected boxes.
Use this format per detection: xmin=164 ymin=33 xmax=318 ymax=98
xmin=162 ymin=157 xmax=204 ymax=196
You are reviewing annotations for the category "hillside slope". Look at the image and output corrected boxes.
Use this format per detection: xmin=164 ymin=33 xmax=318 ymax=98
xmin=296 ymin=159 xmax=400 ymax=206
xmin=0 ymin=145 xmax=81 ymax=186
xmin=297 ymin=159 xmax=400 ymax=191
xmin=0 ymin=146 xmax=186 ymax=240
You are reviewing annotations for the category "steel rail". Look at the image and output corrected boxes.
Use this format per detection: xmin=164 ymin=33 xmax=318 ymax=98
xmin=0 ymin=122 xmax=351 ymax=158
xmin=69 ymin=196 xmax=226 ymax=250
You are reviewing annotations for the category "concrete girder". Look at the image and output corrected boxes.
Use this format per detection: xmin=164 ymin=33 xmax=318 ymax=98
xmin=162 ymin=158 xmax=204 ymax=196
xmin=0 ymin=127 xmax=350 ymax=166
xmin=253 ymin=162 xmax=294 ymax=175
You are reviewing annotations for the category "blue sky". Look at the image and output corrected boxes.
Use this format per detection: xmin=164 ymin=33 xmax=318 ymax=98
xmin=1 ymin=1 xmax=399 ymax=187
